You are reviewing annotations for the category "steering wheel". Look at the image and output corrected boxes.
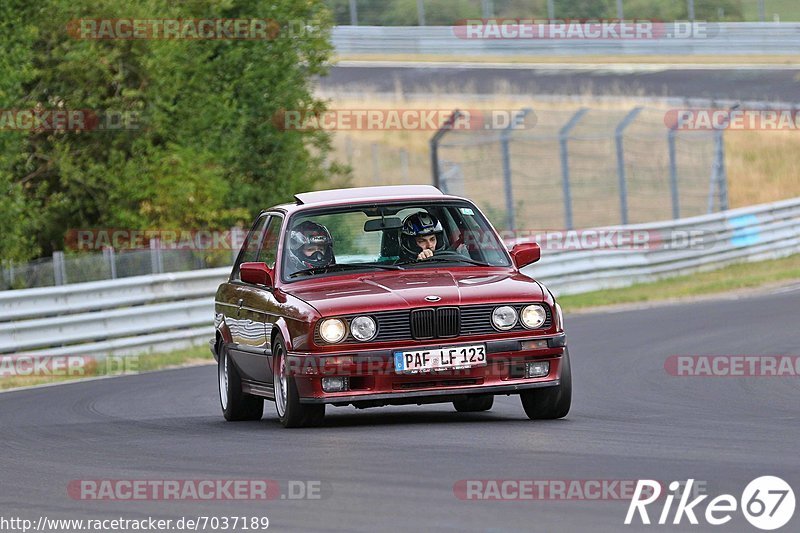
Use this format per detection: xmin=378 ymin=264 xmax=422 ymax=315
xmin=432 ymin=249 xmax=462 ymax=257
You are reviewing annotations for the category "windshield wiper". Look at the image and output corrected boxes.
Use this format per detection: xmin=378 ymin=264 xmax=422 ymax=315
xmin=289 ymin=263 xmax=403 ymax=278
xmin=395 ymin=256 xmax=494 ymax=267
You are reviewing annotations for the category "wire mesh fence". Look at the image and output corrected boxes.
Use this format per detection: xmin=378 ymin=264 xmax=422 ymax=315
xmin=2 ymin=243 xmax=235 ymax=291
xmin=340 ymin=106 xmax=726 ymax=232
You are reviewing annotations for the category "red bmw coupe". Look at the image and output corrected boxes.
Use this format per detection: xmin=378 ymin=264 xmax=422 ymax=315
xmin=213 ymin=185 xmax=570 ymax=427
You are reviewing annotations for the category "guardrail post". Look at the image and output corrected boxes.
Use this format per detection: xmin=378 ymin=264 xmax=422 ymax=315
xmin=53 ymin=251 xmax=66 ymax=286
xmin=150 ymin=239 xmax=163 ymax=274
xmin=500 ymin=108 xmax=532 ymax=231
xmin=430 ymin=110 xmax=463 ymax=192
xmin=559 ymin=108 xmax=588 ymax=230
xmin=615 ymin=107 xmax=643 ymax=225
xmin=668 ymin=129 xmax=680 ymax=219
xmin=103 ymin=246 xmax=117 ymax=279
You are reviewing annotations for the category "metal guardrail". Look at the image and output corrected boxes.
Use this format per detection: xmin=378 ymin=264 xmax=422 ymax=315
xmin=0 ymin=197 xmax=798 ymax=358
xmin=332 ymin=23 xmax=800 ymax=56
xmin=523 ymin=197 xmax=800 ymax=294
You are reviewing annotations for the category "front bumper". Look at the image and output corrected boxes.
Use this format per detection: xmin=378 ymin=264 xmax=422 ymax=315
xmin=287 ymin=333 xmax=567 ymax=406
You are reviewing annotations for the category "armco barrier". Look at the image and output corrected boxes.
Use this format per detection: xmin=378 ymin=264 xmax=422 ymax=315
xmin=332 ymin=23 xmax=800 ymax=57
xmin=0 ymin=198 xmax=798 ymax=358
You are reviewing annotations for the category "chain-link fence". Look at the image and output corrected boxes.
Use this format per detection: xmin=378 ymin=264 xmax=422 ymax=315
xmin=2 ymin=240 xmax=237 ymax=291
xmin=327 ymin=0 xmax=800 ymax=25
xmin=433 ymin=106 xmax=725 ymax=231
xmin=339 ymin=106 xmax=726 ymax=232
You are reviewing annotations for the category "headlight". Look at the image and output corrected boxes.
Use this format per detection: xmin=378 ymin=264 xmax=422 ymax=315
xmin=318 ymin=318 xmax=346 ymax=343
xmin=492 ymin=306 xmax=518 ymax=330
xmin=350 ymin=316 xmax=377 ymax=341
xmin=521 ymin=304 xmax=547 ymax=329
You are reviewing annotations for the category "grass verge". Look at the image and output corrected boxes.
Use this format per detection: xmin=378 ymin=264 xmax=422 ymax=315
xmin=0 ymin=345 xmax=213 ymax=391
xmin=559 ymin=254 xmax=800 ymax=312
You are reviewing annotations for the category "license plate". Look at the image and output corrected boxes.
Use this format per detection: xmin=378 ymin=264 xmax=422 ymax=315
xmin=394 ymin=344 xmax=487 ymax=373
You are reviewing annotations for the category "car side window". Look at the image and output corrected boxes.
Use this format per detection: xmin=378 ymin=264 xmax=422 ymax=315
xmin=258 ymin=215 xmax=283 ymax=269
xmin=232 ymin=214 xmax=270 ymax=280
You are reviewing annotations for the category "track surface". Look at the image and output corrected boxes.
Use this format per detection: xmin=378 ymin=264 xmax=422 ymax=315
xmin=321 ymin=65 xmax=800 ymax=102
xmin=1 ymin=287 xmax=799 ymax=532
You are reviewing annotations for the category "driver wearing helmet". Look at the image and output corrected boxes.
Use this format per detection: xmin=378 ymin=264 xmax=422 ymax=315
xmin=400 ymin=211 xmax=468 ymax=261
xmin=287 ymin=220 xmax=335 ymax=274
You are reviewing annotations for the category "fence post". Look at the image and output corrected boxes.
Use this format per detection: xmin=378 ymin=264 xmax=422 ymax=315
xmin=615 ymin=107 xmax=643 ymax=225
xmin=103 ymin=246 xmax=117 ymax=279
xmin=482 ymin=0 xmax=494 ymax=18
xmin=559 ymin=108 xmax=588 ymax=230
xmin=53 ymin=251 xmax=66 ymax=286
xmin=616 ymin=0 xmax=624 ymax=20
xmin=668 ymin=129 xmax=680 ymax=219
xmin=688 ymin=0 xmax=695 ymax=21
xmin=500 ymin=108 xmax=532 ymax=231
xmin=400 ymin=148 xmax=410 ymax=185
xmin=150 ymin=239 xmax=163 ymax=274
xmin=371 ymin=143 xmax=380 ymax=185
xmin=547 ymin=0 xmax=555 ymax=19
xmin=417 ymin=0 xmax=426 ymax=25
xmin=430 ymin=109 xmax=463 ymax=192
xmin=349 ymin=0 xmax=358 ymax=25
xmin=715 ymin=129 xmax=728 ymax=211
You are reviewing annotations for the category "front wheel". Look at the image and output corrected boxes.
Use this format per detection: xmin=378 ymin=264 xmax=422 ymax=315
xmin=273 ymin=336 xmax=325 ymax=428
xmin=520 ymin=349 xmax=572 ymax=420
xmin=218 ymin=343 xmax=264 ymax=421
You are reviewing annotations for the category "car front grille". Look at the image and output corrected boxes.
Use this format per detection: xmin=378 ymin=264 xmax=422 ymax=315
xmin=410 ymin=307 xmax=460 ymax=340
xmin=315 ymin=304 xmax=552 ymax=345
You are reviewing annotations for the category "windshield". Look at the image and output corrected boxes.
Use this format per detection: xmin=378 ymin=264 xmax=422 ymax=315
xmin=281 ymin=201 xmax=511 ymax=281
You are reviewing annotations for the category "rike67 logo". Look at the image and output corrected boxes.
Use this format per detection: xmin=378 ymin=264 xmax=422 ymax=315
xmin=626 ymin=477 xmax=795 ymax=530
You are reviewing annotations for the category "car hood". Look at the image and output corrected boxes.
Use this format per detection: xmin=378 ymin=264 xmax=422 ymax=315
xmin=284 ymin=269 xmax=544 ymax=317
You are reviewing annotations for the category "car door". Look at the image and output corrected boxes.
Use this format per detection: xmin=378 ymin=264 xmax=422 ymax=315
xmin=227 ymin=213 xmax=284 ymax=384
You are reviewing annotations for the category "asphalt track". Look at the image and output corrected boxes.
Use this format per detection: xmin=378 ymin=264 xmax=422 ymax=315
xmin=1 ymin=286 xmax=799 ymax=532
xmin=321 ymin=65 xmax=800 ymax=103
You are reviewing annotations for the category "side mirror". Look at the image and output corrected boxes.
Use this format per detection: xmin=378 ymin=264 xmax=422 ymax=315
xmin=510 ymin=242 xmax=541 ymax=269
xmin=240 ymin=262 xmax=273 ymax=286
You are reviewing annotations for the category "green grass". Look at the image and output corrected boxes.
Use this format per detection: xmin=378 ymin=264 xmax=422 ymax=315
xmin=559 ymin=253 xmax=800 ymax=311
xmin=0 ymin=345 xmax=213 ymax=391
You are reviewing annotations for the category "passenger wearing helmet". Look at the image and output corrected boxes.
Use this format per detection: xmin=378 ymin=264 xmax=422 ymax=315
xmin=400 ymin=211 xmax=467 ymax=261
xmin=287 ymin=220 xmax=335 ymax=274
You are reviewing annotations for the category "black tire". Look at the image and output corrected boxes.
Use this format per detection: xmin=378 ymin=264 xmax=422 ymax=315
xmin=218 ymin=343 xmax=264 ymax=421
xmin=520 ymin=349 xmax=572 ymax=420
xmin=273 ymin=336 xmax=325 ymax=428
xmin=453 ymin=394 xmax=494 ymax=412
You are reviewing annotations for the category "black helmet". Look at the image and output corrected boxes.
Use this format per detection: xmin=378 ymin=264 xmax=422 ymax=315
xmin=400 ymin=211 xmax=444 ymax=258
xmin=289 ymin=220 xmax=334 ymax=269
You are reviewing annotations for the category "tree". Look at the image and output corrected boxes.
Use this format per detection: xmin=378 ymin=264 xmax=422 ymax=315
xmin=0 ymin=0 xmax=346 ymax=261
